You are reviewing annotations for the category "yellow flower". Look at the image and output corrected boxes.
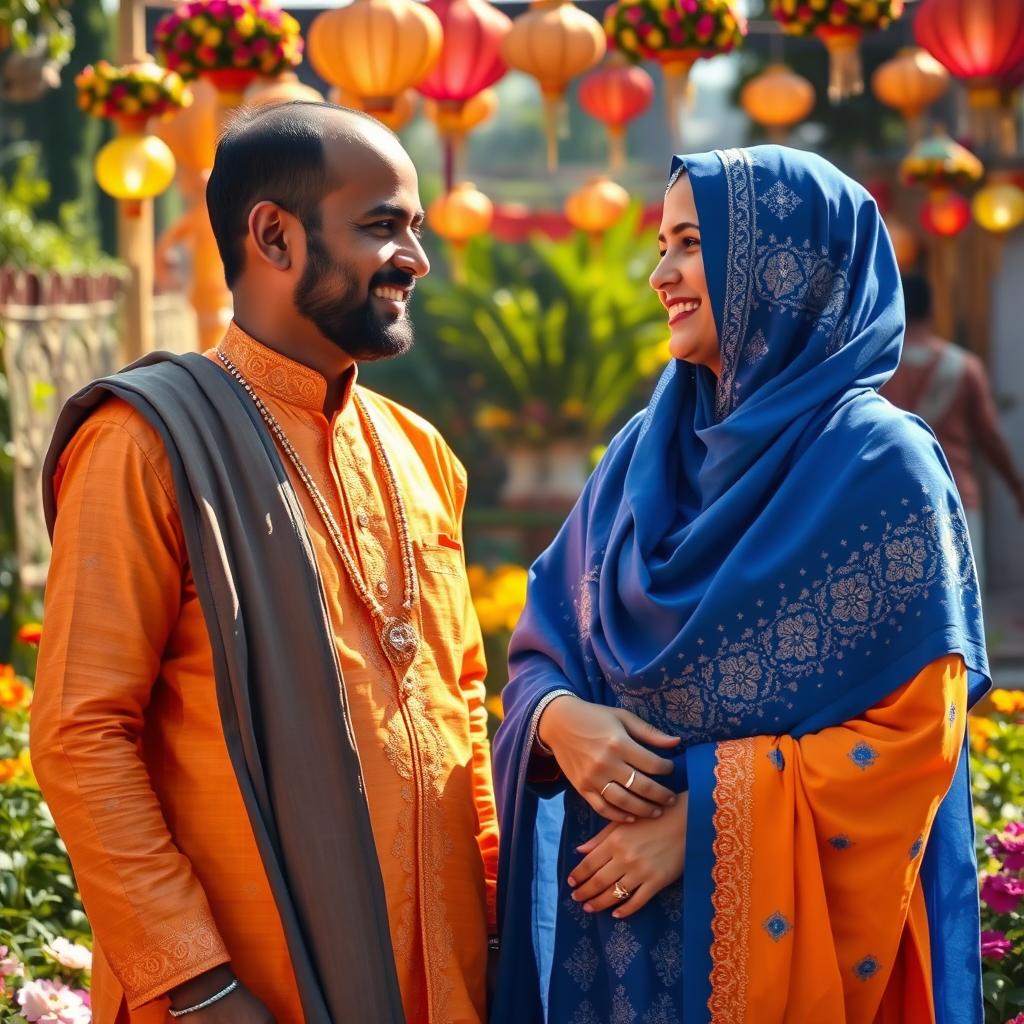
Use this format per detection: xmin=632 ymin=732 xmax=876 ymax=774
xmin=620 ymin=27 xmax=639 ymax=50
xmin=861 ymin=0 xmax=879 ymax=16
xmin=94 ymin=78 xmax=110 ymax=97
xmin=237 ymin=12 xmax=256 ymax=36
xmin=990 ymin=689 xmax=1024 ymax=716
xmin=650 ymin=0 xmax=669 ymax=10
xmin=647 ymin=28 xmax=665 ymax=47
xmin=121 ymin=96 xmax=141 ymax=114
xmin=188 ymin=15 xmax=207 ymax=32
xmin=810 ymin=0 xmax=827 ymax=8
xmin=202 ymin=26 xmax=223 ymax=46
xmin=475 ymin=406 xmax=516 ymax=431
xmin=473 ymin=596 xmax=506 ymax=635
xmin=968 ymin=714 xmax=997 ymax=751
xmin=485 ymin=695 xmax=504 ymax=721
xmin=0 ymin=667 xmax=28 ymax=711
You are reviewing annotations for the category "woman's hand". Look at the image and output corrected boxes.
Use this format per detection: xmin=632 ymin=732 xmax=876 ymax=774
xmin=537 ymin=695 xmax=680 ymax=822
xmin=567 ymin=793 xmax=688 ymax=919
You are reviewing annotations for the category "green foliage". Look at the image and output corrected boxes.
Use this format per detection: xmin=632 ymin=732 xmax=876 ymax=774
xmin=416 ymin=205 xmax=667 ymax=448
xmin=0 ymin=146 xmax=117 ymax=272
xmin=0 ymin=0 xmax=74 ymax=63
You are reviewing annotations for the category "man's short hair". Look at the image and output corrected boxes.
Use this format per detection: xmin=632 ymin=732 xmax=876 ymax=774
xmin=901 ymin=272 xmax=932 ymax=323
xmin=206 ymin=101 xmax=392 ymax=287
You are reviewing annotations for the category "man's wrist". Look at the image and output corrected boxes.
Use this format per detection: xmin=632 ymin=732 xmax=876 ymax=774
xmin=168 ymin=964 xmax=236 ymax=1012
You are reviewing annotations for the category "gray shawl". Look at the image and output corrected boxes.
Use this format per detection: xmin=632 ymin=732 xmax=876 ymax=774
xmin=42 ymin=352 xmax=405 ymax=1023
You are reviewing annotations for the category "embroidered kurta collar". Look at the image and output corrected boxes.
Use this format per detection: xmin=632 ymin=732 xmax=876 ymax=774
xmin=216 ymin=321 xmax=358 ymax=414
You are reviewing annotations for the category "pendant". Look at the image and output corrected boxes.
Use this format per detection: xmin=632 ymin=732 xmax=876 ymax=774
xmin=381 ymin=617 xmax=419 ymax=668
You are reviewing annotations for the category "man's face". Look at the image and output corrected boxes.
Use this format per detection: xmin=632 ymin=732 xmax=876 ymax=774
xmin=292 ymin=131 xmax=429 ymax=362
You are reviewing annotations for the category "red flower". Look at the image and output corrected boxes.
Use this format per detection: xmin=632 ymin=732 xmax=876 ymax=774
xmin=16 ymin=622 xmax=42 ymax=647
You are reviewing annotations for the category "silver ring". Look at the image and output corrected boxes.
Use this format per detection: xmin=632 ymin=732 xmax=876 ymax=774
xmin=624 ymin=768 xmax=637 ymax=791
xmin=613 ymin=881 xmax=631 ymax=901
xmin=600 ymin=781 xmax=615 ymax=799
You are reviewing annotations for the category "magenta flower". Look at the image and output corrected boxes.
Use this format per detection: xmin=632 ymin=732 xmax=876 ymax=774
xmin=988 ymin=827 xmax=1024 ymax=871
xmin=981 ymin=929 xmax=1013 ymax=960
xmin=696 ymin=13 xmax=714 ymax=37
xmin=1006 ymin=1015 xmax=1024 ymax=1024
xmin=625 ymin=6 xmax=643 ymax=23
xmin=981 ymin=873 xmax=1024 ymax=914
xmin=681 ymin=0 xmax=698 ymax=12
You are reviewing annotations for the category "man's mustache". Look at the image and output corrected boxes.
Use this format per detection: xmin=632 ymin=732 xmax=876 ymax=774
xmin=369 ymin=269 xmax=416 ymax=295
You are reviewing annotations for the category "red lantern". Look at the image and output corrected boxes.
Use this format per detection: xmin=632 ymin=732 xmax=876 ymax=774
xmin=578 ymin=55 xmax=654 ymax=171
xmin=914 ymin=0 xmax=1024 ymax=150
xmin=919 ymin=189 xmax=971 ymax=237
xmin=416 ymin=0 xmax=510 ymax=188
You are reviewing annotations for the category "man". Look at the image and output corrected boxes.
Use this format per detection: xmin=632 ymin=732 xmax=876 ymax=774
xmin=31 ymin=102 xmax=498 ymax=1024
xmin=882 ymin=272 xmax=1024 ymax=590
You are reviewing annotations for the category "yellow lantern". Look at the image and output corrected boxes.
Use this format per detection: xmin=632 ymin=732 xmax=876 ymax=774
xmin=243 ymin=73 xmax=324 ymax=108
xmin=332 ymin=87 xmax=419 ymax=132
xmin=871 ymin=48 xmax=949 ymax=144
xmin=972 ymin=182 xmax=1024 ymax=235
xmin=565 ymin=175 xmax=630 ymax=238
xmin=740 ymin=64 xmax=815 ymax=141
xmin=501 ymin=0 xmax=605 ymax=171
xmin=95 ymin=133 xmax=177 ymax=215
xmin=428 ymin=181 xmax=493 ymax=281
xmin=308 ymin=0 xmax=441 ymax=118
xmin=154 ymin=77 xmax=218 ymax=175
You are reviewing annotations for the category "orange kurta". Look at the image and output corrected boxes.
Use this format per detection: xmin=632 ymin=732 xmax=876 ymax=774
xmin=31 ymin=324 xmax=498 ymax=1024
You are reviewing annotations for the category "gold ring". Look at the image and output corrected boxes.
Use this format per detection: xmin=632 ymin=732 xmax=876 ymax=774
xmin=600 ymin=781 xmax=615 ymax=799
xmin=624 ymin=768 xmax=637 ymax=791
xmin=613 ymin=882 xmax=631 ymax=901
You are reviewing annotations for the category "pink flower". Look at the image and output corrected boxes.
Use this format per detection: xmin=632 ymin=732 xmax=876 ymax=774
xmin=208 ymin=0 xmax=229 ymax=15
xmin=1006 ymin=1015 xmax=1024 ymax=1024
xmin=663 ymin=7 xmax=679 ymax=24
xmin=625 ymin=6 xmax=643 ymax=23
xmin=981 ymin=873 xmax=1024 ymax=914
xmin=798 ymin=4 xmax=813 ymax=18
xmin=981 ymin=929 xmax=1013 ymax=960
xmin=0 ymin=946 xmax=25 ymax=979
xmin=832 ymin=0 xmax=849 ymax=14
xmin=109 ymin=84 xmax=128 ymax=100
xmin=668 ymin=24 xmax=686 ymax=43
xmin=988 ymin=826 xmax=1024 ymax=871
xmin=175 ymin=31 xmax=194 ymax=53
xmin=251 ymin=36 xmax=270 ymax=54
xmin=226 ymin=28 xmax=243 ymax=44
xmin=232 ymin=45 xmax=252 ymax=63
xmin=681 ymin=0 xmax=698 ymax=12
xmin=696 ymin=13 xmax=714 ymax=37
xmin=17 ymin=980 xmax=90 ymax=1024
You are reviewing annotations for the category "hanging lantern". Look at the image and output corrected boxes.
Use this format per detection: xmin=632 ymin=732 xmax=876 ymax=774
xmin=740 ymin=63 xmax=815 ymax=141
xmin=884 ymin=216 xmax=920 ymax=270
xmin=428 ymin=181 xmax=494 ymax=281
xmin=501 ymin=0 xmax=605 ymax=171
xmin=331 ymin=87 xmax=419 ymax=131
xmin=243 ymin=72 xmax=323 ymax=107
xmin=915 ymin=0 xmax=1024 ymax=151
xmin=919 ymin=190 xmax=971 ymax=237
xmin=424 ymin=89 xmax=498 ymax=186
xmin=578 ymin=54 xmax=654 ymax=171
xmin=871 ymin=47 xmax=949 ymax=144
xmin=899 ymin=131 xmax=984 ymax=192
xmin=95 ymin=133 xmax=177 ymax=215
xmin=308 ymin=0 xmax=441 ymax=120
xmin=154 ymin=77 xmax=219 ymax=173
xmin=565 ymin=175 xmax=630 ymax=239
xmin=770 ymin=0 xmax=904 ymax=103
xmin=972 ymin=181 xmax=1024 ymax=235
xmin=604 ymin=0 xmax=746 ymax=145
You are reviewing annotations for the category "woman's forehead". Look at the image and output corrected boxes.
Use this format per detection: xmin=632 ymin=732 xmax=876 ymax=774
xmin=661 ymin=175 xmax=699 ymax=229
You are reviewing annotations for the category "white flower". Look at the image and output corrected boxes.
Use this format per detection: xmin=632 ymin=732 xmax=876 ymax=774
xmin=43 ymin=938 xmax=92 ymax=973
xmin=17 ymin=979 xmax=91 ymax=1024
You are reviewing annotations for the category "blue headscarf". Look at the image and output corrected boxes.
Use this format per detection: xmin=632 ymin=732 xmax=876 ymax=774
xmin=492 ymin=146 xmax=989 ymax=1024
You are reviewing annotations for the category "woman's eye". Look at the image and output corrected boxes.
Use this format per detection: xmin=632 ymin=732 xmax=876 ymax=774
xmin=683 ymin=236 xmax=701 ymax=248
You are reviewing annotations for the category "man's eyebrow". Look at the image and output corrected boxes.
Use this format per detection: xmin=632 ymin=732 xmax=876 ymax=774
xmin=657 ymin=221 xmax=700 ymax=244
xmin=362 ymin=202 xmax=426 ymax=223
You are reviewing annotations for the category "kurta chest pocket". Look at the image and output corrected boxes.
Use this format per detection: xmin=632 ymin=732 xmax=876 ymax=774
xmin=415 ymin=535 xmax=468 ymax=660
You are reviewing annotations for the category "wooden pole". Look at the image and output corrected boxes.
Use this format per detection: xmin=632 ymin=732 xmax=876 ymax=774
xmin=116 ymin=0 xmax=155 ymax=362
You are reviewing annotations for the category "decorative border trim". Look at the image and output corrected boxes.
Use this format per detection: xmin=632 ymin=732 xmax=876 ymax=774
xmin=707 ymin=738 xmax=755 ymax=1022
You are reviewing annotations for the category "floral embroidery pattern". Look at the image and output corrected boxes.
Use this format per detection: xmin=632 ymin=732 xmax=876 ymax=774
xmin=605 ymin=921 xmax=641 ymax=979
xmin=744 ymin=329 xmax=769 ymax=365
xmin=643 ymin=994 xmax=679 ymax=1024
xmin=762 ymin=912 xmax=792 ymax=942
xmin=575 ymin=567 xmax=601 ymax=644
xmin=719 ymin=651 xmax=763 ymax=700
xmin=760 ymin=180 xmax=803 ymax=220
xmin=709 ymin=738 xmax=755 ymax=1022
xmin=651 ymin=930 xmax=682 ymax=986
xmin=884 ymin=536 xmax=927 ymax=582
xmin=848 ymin=741 xmax=879 ymax=770
xmin=753 ymin=235 xmax=849 ymax=330
xmin=611 ymin=985 xmax=638 ymax=1024
xmin=830 ymin=573 xmax=872 ymax=622
xmin=570 ymin=1002 xmax=601 ymax=1024
xmin=776 ymin=612 xmax=818 ymax=661
xmin=564 ymin=935 xmax=599 ymax=992
xmin=854 ymin=955 xmax=881 ymax=981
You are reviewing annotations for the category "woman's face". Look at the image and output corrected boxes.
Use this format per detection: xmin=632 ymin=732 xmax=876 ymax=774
xmin=650 ymin=173 xmax=720 ymax=376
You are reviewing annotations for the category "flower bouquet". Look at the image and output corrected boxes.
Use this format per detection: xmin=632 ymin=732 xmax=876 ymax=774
xmin=769 ymin=0 xmax=905 ymax=102
xmin=154 ymin=0 xmax=303 ymax=98
xmin=75 ymin=60 xmax=191 ymax=128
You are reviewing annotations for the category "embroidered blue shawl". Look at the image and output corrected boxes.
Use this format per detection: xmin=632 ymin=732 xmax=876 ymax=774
xmin=492 ymin=146 xmax=989 ymax=1024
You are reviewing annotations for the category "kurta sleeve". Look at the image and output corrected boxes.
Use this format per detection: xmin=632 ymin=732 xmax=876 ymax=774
xmin=30 ymin=402 xmax=230 ymax=1008
xmin=449 ymin=453 xmax=500 ymax=932
xmin=684 ymin=654 xmax=968 ymax=1023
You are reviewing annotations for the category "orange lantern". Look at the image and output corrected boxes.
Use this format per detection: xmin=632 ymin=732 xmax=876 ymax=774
xmin=920 ymin=189 xmax=971 ymax=237
xmin=972 ymin=181 xmax=1024 ymax=235
xmin=871 ymin=48 xmax=949 ymax=144
xmin=500 ymin=0 xmax=605 ymax=171
xmin=154 ymin=77 xmax=219 ymax=174
xmin=565 ymin=175 xmax=630 ymax=240
xmin=331 ymin=87 xmax=419 ymax=131
xmin=424 ymin=89 xmax=498 ymax=184
xmin=740 ymin=64 xmax=815 ymax=141
xmin=578 ymin=55 xmax=654 ymax=172
xmin=884 ymin=216 xmax=920 ymax=270
xmin=308 ymin=0 xmax=442 ymax=119
xmin=243 ymin=72 xmax=323 ymax=107
xmin=428 ymin=181 xmax=494 ymax=281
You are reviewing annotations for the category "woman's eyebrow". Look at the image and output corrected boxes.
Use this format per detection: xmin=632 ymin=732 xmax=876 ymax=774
xmin=657 ymin=221 xmax=700 ymax=243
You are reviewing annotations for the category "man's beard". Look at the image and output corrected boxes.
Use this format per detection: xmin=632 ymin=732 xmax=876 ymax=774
xmin=294 ymin=229 xmax=415 ymax=362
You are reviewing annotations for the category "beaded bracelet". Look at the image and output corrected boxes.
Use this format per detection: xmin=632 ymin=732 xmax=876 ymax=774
xmin=168 ymin=979 xmax=239 ymax=1018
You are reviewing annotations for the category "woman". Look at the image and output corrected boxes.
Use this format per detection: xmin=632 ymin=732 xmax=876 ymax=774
xmin=492 ymin=146 xmax=988 ymax=1024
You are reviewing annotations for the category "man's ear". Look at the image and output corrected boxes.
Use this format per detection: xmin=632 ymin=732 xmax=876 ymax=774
xmin=247 ymin=201 xmax=293 ymax=272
